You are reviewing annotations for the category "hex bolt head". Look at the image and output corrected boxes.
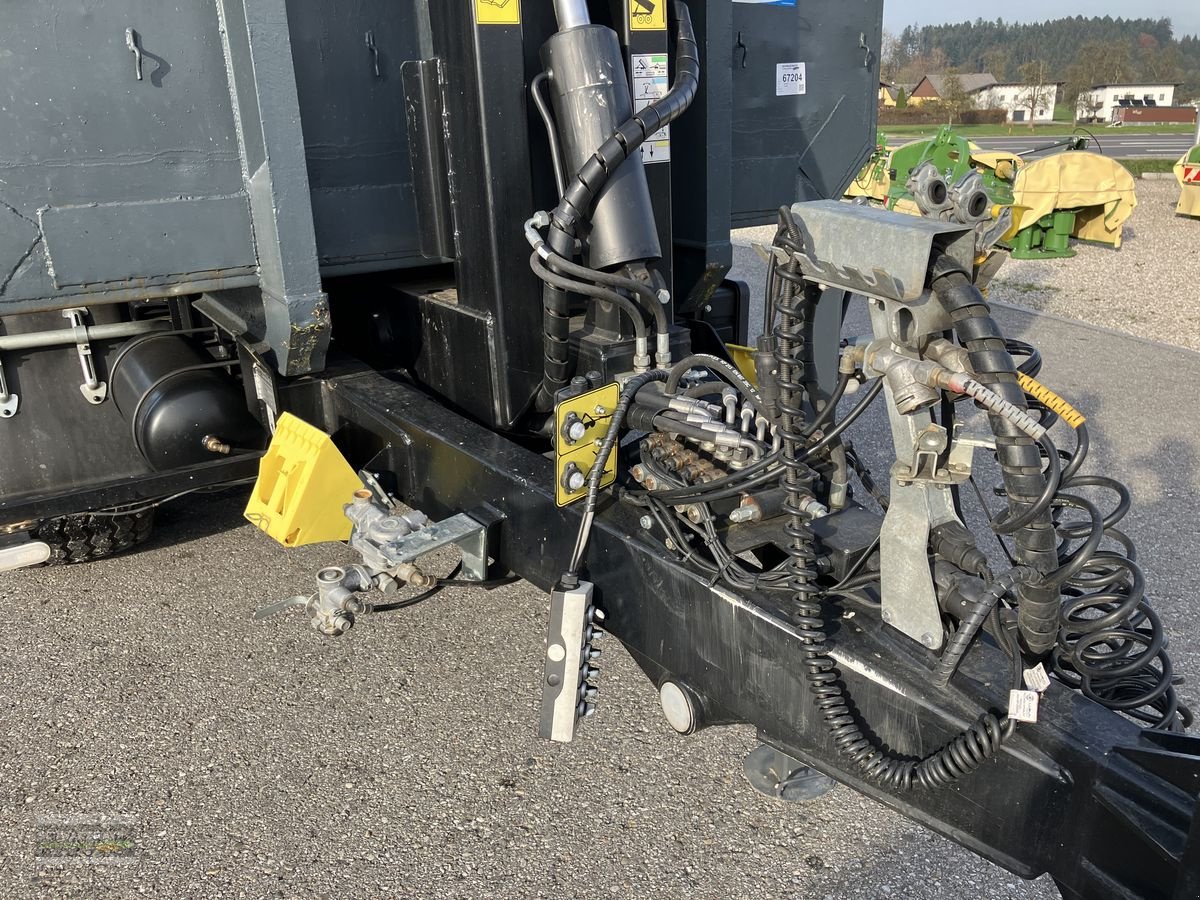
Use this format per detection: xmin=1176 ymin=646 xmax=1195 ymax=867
xmin=921 ymin=632 xmax=937 ymax=649
xmin=639 ymin=515 xmax=654 ymax=530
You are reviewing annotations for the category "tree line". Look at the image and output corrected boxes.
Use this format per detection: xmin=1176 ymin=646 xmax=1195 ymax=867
xmin=882 ymin=16 xmax=1199 ymax=113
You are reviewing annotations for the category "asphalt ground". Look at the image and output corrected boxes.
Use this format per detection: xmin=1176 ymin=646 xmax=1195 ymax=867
xmin=972 ymin=131 xmax=1195 ymax=159
xmin=3 ymin=240 xmax=1199 ymax=898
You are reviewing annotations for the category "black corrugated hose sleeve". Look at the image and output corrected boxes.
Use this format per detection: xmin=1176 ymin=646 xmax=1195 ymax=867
xmin=550 ymin=1 xmax=699 ymax=239
xmin=929 ymin=255 xmax=1060 ymax=657
xmin=537 ymin=226 xmax=577 ymax=412
xmin=536 ymin=1 xmax=699 ymax=411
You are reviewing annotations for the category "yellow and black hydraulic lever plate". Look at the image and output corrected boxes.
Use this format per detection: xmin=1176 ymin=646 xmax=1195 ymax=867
xmin=554 ymin=383 xmax=620 ymax=507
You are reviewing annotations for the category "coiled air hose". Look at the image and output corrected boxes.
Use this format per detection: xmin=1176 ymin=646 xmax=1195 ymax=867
xmin=931 ymin=257 xmax=1189 ymax=730
xmin=535 ymin=1 xmax=699 ymax=410
xmin=772 ymin=211 xmax=1017 ymax=790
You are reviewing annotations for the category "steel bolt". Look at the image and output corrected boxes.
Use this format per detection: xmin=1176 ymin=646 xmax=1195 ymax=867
xmin=921 ymin=632 xmax=938 ymax=649
xmin=639 ymin=515 xmax=654 ymax=530
xmin=728 ymin=506 xmax=758 ymax=525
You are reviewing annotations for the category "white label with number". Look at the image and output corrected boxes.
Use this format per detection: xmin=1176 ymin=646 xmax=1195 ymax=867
xmin=776 ymin=62 xmax=806 ymax=96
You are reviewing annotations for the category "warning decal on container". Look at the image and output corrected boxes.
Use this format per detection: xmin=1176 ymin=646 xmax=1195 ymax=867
xmin=1184 ymin=164 xmax=1200 ymax=184
xmin=630 ymin=0 xmax=666 ymax=31
xmin=632 ymin=53 xmax=671 ymax=164
xmin=776 ymin=62 xmax=806 ymax=96
xmin=476 ymin=0 xmax=520 ymax=26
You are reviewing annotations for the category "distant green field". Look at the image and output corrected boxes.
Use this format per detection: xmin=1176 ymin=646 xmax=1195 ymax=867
xmin=1116 ymin=158 xmax=1176 ymax=176
xmin=880 ymin=122 xmax=1195 ymax=138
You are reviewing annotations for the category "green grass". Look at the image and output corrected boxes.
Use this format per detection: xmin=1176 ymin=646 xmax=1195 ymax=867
xmin=1115 ymin=157 xmax=1176 ymax=176
xmin=880 ymin=122 xmax=1196 ymax=137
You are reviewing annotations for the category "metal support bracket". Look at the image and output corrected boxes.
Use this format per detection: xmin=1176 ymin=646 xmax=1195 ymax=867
xmin=880 ymin=472 xmax=958 ymax=650
xmin=376 ymin=513 xmax=490 ymax=583
xmin=212 ymin=0 xmax=330 ymax=376
xmin=866 ymin=301 xmax=961 ymax=650
xmin=0 ymin=356 xmax=18 ymax=419
xmin=62 ymin=307 xmax=107 ymax=404
xmin=783 ymin=200 xmax=974 ymax=303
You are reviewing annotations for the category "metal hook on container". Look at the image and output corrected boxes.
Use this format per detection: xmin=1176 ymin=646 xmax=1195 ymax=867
xmin=126 ymin=28 xmax=143 ymax=81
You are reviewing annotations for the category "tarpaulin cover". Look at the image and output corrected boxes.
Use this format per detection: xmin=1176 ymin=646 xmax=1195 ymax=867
xmin=1011 ymin=152 xmax=1138 ymax=248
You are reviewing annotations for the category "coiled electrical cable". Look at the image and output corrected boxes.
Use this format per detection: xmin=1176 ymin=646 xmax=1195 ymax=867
xmin=952 ymin=344 xmax=1189 ymax=728
xmin=769 ymin=207 xmax=1017 ymax=791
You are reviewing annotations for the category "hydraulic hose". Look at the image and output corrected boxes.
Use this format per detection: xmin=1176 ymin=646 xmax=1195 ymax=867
xmin=933 ymin=568 xmax=1034 ymax=687
xmin=564 ymin=370 xmax=669 ymax=583
xmin=530 ymin=251 xmax=648 ymax=344
xmin=929 ymin=254 xmax=1060 ymax=657
xmin=545 ymin=251 xmax=668 ymax=338
xmin=535 ymin=1 xmax=699 ymax=410
xmin=539 ymin=225 xmax=577 ymax=408
xmin=663 ymin=353 xmax=762 ymax=402
xmin=652 ymin=412 xmax=765 ymax=460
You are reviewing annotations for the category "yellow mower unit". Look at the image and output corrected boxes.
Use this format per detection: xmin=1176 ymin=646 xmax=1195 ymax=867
xmin=1175 ymin=144 xmax=1200 ymax=219
xmin=1010 ymin=152 xmax=1137 ymax=258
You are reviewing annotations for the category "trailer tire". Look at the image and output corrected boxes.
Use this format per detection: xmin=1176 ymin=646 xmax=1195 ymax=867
xmin=35 ymin=511 xmax=156 ymax=565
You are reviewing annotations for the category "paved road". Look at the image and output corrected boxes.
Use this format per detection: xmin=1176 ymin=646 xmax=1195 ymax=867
xmin=973 ymin=131 xmax=1195 ymax=159
xmin=2 ymin=247 xmax=1198 ymax=897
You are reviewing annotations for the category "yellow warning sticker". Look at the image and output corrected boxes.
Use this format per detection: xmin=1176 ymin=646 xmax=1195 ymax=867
xmin=476 ymin=0 xmax=520 ymax=26
xmin=630 ymin=0 xmax=667 ymax=31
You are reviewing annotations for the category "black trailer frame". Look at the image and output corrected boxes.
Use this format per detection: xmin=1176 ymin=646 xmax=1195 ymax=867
xmin=269 ymin=364 xmax=1199 ymax=900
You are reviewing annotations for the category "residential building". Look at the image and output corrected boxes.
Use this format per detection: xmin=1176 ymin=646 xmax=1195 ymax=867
xmin=975 ymin=83 xmax=1059 ymax=123
xmin=907 ymin=72 xmax=996 ymax=106
xmin=878 ymin=82 xmax=915 ymax=107
xmin=1076 ymin=83 xmax=1178 ymax=123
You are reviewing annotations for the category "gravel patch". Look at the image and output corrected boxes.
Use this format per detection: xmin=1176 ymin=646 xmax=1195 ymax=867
xmin=987 ymin=180 xmax=1200 ymax=351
